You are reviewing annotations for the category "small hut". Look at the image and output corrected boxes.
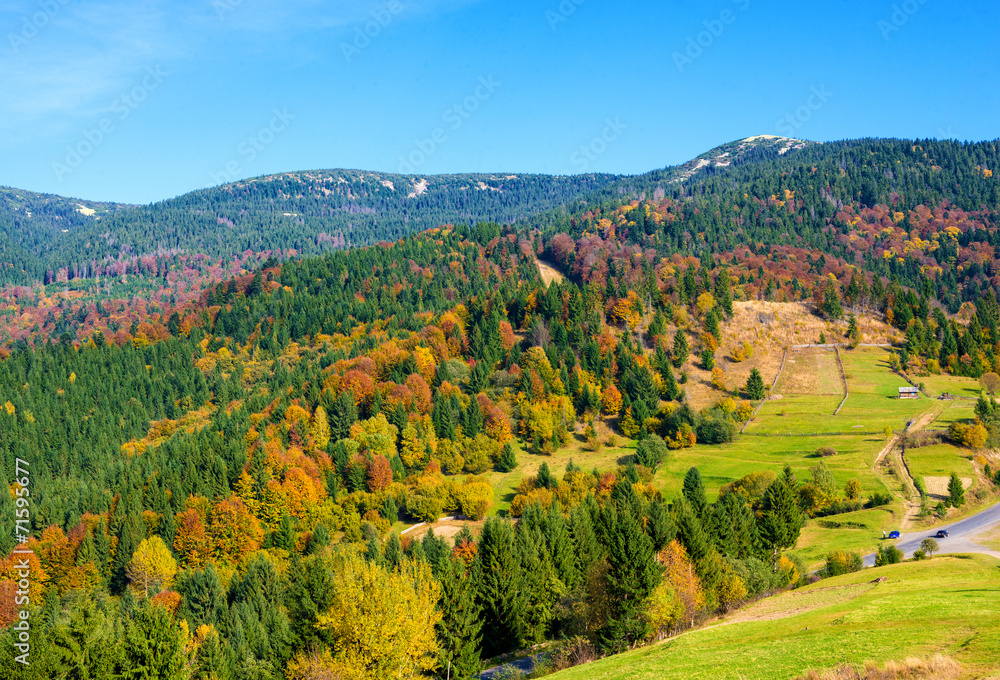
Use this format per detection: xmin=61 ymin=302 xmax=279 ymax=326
xmin=898 ymin=386 xmax=919 ymax=399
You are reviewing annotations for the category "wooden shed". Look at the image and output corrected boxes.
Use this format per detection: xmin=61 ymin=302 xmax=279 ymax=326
xmin=898 ymin=386 xmax=919 ymax=399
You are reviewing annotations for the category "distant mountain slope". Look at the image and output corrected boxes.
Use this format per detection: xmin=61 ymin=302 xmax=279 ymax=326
xmin=0 ymin=187 xmax=130 ymax=281
xmin=0 ymin=136 xmax=816 ymax=284
xmin=0 ymin=171 xmax=617 ymax=284
xmin=2 ymin=135 xmax=996 ymax=286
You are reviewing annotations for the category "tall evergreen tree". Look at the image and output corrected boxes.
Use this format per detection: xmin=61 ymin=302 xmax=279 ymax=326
xmin=682 ymin=467 xmax=708 ymax=517
xmin=597 ymin=504 xmax=662 ymax=653
xmin=436 ymin=557 xmax=484 ymax=680
xmin=759 ymin=479 xmax=803 ymax=558
xmin=474 ymin=518 xmax=527 ymax=656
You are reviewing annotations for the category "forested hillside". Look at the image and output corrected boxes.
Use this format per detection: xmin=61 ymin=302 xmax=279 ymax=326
xmin=0 ymin=171 xmax=617 ymax=285
xmin=0 ymin=137 xmax=999 ymax=679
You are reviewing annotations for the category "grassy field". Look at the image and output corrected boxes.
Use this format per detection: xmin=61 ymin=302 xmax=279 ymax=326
xmin=913 ymin=372 xmax=982 ymax=398
xmin=549 ymin=555 xmax=1000 ymax=680
xmin=905 ymin=443 xmax=975 ymax=483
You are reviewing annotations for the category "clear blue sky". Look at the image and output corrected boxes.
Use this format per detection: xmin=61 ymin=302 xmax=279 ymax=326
xmin=1 ymin=0 xmax=997 ymax=204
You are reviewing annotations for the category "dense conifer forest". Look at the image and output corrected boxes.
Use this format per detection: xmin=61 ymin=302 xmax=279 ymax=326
xmin=1 ymin=136 xmax=999 ymax=679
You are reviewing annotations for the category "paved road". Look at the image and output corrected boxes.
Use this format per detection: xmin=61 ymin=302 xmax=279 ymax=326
xmin=863 ymin=500 xmax=1000 ymax=566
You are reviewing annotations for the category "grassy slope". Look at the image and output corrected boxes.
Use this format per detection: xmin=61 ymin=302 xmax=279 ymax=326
xmin=550 ymin=555 xmax=1000 ymax=680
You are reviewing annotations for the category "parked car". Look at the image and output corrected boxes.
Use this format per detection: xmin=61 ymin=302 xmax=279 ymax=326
xmin=935 ymin=529 xmax=949 ymax=538
xmin=887 ymin=530 xmax=900 ymax=539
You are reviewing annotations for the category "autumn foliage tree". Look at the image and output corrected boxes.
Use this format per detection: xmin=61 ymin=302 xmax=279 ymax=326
xmin=316 ymin=548 xmax=442 ymax=678
xmin=127 ymin=536 xmax=178 ymax=597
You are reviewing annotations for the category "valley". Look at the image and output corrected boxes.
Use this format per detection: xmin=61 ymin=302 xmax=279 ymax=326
xmin=1 ymin=137 xmax=999 ymax=680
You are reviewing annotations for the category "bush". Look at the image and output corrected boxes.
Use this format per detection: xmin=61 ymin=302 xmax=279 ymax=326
xmin=634 ymin=435 xmax=668 ymax=470
xmin=696 ymin=409 xmax=737 ymax=444
xmin=874 ymin=544 xmax=903 ymax=566
xmin=812 ymin=499 xmax=865 ymax=517
xmin=867 ymin=491 xmax=892 ymax=508
xmin=824 ymin=550 xmax=863 ymax=577
xmin=814 ymin=446 xmax=837 ymax=458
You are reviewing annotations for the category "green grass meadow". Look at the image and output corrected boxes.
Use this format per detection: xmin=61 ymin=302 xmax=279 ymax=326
xmin=550 ymin=555 xmax=1000 ymax=680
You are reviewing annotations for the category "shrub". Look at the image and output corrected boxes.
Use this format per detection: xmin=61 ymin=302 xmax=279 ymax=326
xmin=874 ymin=544 xmax=903 ymax=566
xmin=814 ymin=446 xmax=837 ymax=458
xmin=731 ymin=341 xmax=754 ymax=362
xmin=824 ymin=550 xmax=863 ymax=577
xmin=695 ymin=409 xmax=737 ymax=444
xmin=634 ymin=435 xmax=668 ymax=470
xmin=867 ymin=491 xmax=892 ymax=508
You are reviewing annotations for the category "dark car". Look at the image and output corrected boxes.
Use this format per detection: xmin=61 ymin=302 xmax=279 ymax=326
xmin=887 ymin=530 xmax=900 ymax=539
xmin=935 ymin=529 xmax=949 ymax=538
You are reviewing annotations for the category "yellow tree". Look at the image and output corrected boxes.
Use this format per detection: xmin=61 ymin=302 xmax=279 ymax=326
xmin=127 ymin=536 xmax=178 ymax=597
xmin=316 ymin=549 xmax=442 ymax=679
xmin=310 ymin=406 xmax=332 ymax=451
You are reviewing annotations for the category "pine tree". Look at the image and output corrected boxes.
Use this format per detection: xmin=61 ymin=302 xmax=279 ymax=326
xmin=436 ymin=557 xmax=484 ymax=680
xmin=474 ymin=518 xmax=527 ymax=656
xmin=715 ymin=268 xmax=733 ymax=317
xmin=495 ymin=442 xmax=518 ymax=473
xmin=682 ymin=467 xmax=707 ymax=516
xmin=672 ymin=330 xmax=689 ymax=368
xmin=759 ymin=479 xmax=803 ymax=557
xmin=745 ymin=368 xmax=766 ymax=401
xmin=597 ymin=504 xmax=662 ymax=652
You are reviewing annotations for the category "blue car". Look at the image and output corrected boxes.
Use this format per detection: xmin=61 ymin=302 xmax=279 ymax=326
xmin=887 ymin=530 xmax=900 ymax=539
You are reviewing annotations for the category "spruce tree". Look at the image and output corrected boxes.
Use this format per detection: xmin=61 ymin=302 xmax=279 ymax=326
xmin=543 ymin=501 xmax=578 ymax=588
xmin=682 ymin=467 xmax=707 ymax=516
xmin=948 ymin=472 xmax=965 ymax=507
xmin=672 ymin=330 xmax=689 ymax=368
xmin=436 ymin=557 xmax=484 ymax=680
xmin=568 ymin=503 xmax=601 ymax=581
xmin=597 ymin=504 xmax=662 ymax=653
xmin=495 ymin=442 xmax=518 ymax=473
xmin=745 ymin=368 xmax=766 ymax=401
xmin=474 ymin=518 xmax=526 ymax=656
xmin=715 ymin=268 xmax=733 ymax=317
xmin=759 ymin=479 xmax=803 ymax=558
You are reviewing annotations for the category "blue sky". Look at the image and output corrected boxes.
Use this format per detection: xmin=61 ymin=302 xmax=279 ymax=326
xmin=1 ymin=0 xmax=997 ymax=204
